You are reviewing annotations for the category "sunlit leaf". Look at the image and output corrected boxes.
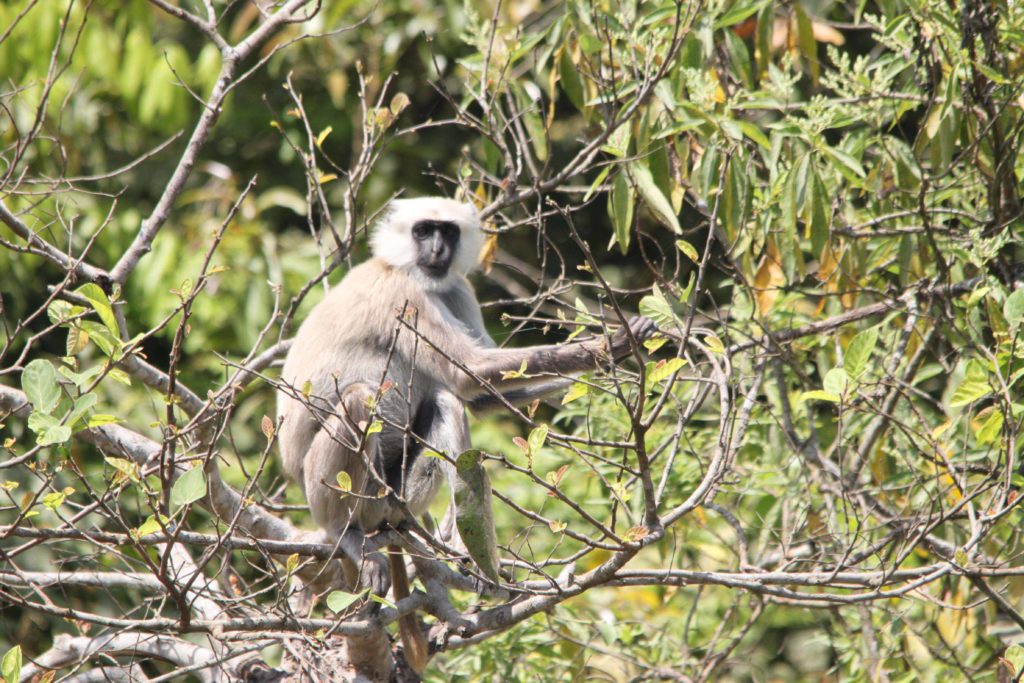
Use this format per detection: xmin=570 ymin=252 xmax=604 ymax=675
xmin=648 ymin=358 xmax=686 ymax=385
xmin=629 ymin=161 xmax=682 ymax=234
xmin=76 ymin=283 xmax=119 ymax=337
xmin=949 ymin=377 xmax=991 ymax=408
xmin=561 ymin=382 xmax=589 ymax=405
xmin=610 ymin=171 xmax=634 ymax=254
xmin=21 ymin=359 xmax=62 ymax=415
xmin=844 ymin=327 xmax=878 ymax=380
xmin=453 ymin=450 xmax=500 ymax=582
xmin=170 ymin=466 xmax=207 ymax=509
xmin=2 ymin=645 xmax=22 ymax=683
xmin=326 ymin=589 xmax=366 ymax=613
xmin=823 ymin=368 xmax=850 ymax=397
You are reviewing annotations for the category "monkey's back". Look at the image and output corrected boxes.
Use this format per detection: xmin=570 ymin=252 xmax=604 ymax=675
xmin=276 ymin=258 xmax=454 ymax=487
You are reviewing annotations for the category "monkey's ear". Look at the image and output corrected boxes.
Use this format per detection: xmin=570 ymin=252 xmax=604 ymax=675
xmin=452 ymin=449 xmax=501 ymax=583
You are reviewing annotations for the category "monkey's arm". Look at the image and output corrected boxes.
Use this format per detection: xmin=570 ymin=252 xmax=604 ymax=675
xmin=450 ymin=316 xmax=655 ymax=399
xmin=466 ymin=377 xmax=575 ymax=415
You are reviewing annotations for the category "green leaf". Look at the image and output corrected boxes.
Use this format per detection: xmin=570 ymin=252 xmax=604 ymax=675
xmin=799 ymin=390 xmax=840 ymax=403
xmin=949 ymin=377 xmax=991 ymax=408
xmin=643 ymin=335 xmax=668 ymax=353
xmin=28 ymin=412 xmax=73 ymax=446
xmin=1005 ymin=644 xmax=1024 ymax=675
xmin=105 ymin=456 xmax=140 ymax=484
xmin=755 ymin=2 xmax=773 ymax=80
xmin=584 ymin=165 xmax=612 ymax=203
xmin=1 ymin=645 xmax=21 ymax=683
xmin=610 ymin=171 xmax=634 ymax=254
xmin=974 ymin=410 xmax=1003 ymax=445
xmin=368 ymin=592 xmax=395 ymax=608
xmin=80 ymin=321 xmax=122 ymax=358
xmin=76 ymin=283 xmax=119 ymax=337
xmin=527 ymin=424 xmax=549 ymax=455
xmin=823 ymin=368 xmax=850 ymax=397
xmin=1004 ymin=289 xmax=1024 ymax=331
xmin=453 ymin=449 xmax=500 ymax=582
xmin=47 ymin=300 xmax=76 ymax=324
xmin=87 ymin=414 xmax=119 ymax=427
xmin=60 ymin=363 xmax=103 ymax=390
xmin=42 ymin=489 xmax=69 ymax=510
xmin=639 ymin=288 xmax=679 ymax=329
xmin=21 ymin=359 xmax=62 ymax=415
xmin=37 ymin=423 xmax=72 ymax=447
xmin=601 ymin=122 xmax=631 ymax=157
xmin=714 ymin=0 xmax=770 ymax=28
xmin=67 ymin=393 xmax=98 ymax=429
xmin=336 ymin=471 xmax=352 ymax=492
xmin=170 ymin=466 xmax=207 ymax=509
xmin=629 ymin=161 xmax=681 ymax=234
xmin=326 ymin=589 xmax=367 ymax=613
xmin=66 ymin=324 xmax=90 ymax=355
xmin=722 ymin=28 xmax=753 ymax=88
xmin=844 ymin=327 xmax=878 ymax=380
xmin=648 ymin=358 xmax=687 ymax=385
xmin=822 ymin=145 xmax=866 ymax=181
xmin=720 ymin=154 xmax=746 ymax=241
xmin=559 ymin=47 xmax=585 ymax=111
xmin=794 ymin=4 xmax=818 ymax=84
xmin=134 ymin=515 xmax=167 ymax=539
xmin=737 ymin=120 xmax=770 ymax=150
xmin=501 ymin=359 xmax=529 ymax=380
xmin=806 ymin=165 xmax=830 ymax=258
xmin=676 ymin=239 xmax=699 ymax=264
xmin=703 ymin=334 xmax=725 ymax=354
xmin=561 ymin=382 xmax=589 ymax=405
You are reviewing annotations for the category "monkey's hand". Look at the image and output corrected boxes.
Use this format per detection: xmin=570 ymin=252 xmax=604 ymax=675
xmin=359 ymin=550 xmax=392 ymax=600
xmin=608 ymin=315 xmax=656 ymax=361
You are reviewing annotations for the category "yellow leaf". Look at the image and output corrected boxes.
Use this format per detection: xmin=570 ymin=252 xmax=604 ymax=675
xmin=817 ymin=241 xmax=842 ymax=285
xmin=703 ymin=333 xmax=725 ymax=354
xmin=561 ymin=382 xmax=589 ymax=405
xmin=479 ymin=233 xmax=498 ymax=273
xmin=811 ymin=20 xmax=844 ymax=45
xmin=389 ymin=92 xmax=410 ymax=116
xmin=754 ymin=239 xmax=785 ymax=316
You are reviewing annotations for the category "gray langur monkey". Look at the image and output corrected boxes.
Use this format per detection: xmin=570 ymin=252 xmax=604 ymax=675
xmin=277 ymin=197 xmax=655 ymax=672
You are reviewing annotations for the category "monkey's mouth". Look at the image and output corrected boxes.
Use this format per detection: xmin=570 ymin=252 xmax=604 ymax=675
xmin=422 ymin=264 xmax=449 ymax=278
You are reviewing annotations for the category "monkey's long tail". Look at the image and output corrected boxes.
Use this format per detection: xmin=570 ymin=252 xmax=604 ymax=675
xmin=389 ymin=545 xmax=429 ymax=674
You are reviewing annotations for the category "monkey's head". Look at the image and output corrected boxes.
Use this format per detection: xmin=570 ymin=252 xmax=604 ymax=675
xmin=371 ymin=197 xmax=485 ymax=289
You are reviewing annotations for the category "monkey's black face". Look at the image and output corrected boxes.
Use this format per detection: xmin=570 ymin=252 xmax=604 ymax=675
xmin=413 ymin=220 xmax=460 ymax=278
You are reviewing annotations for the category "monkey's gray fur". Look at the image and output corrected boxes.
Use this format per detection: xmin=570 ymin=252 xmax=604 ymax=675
xmin=277 ymin=196 xmax=655 ymax=596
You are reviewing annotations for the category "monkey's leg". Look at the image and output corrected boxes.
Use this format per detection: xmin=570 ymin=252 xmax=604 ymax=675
xmin=391 ymin=390 xmax=470 ymax=674
xmin=305 ymin=382 xmax=390 ymax=597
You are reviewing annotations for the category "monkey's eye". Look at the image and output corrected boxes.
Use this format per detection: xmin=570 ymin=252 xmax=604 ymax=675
xmin=442 ymin=224 xmax=459 ymax=240
xmin=412 ymin=224 xmax=430 ymax=239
